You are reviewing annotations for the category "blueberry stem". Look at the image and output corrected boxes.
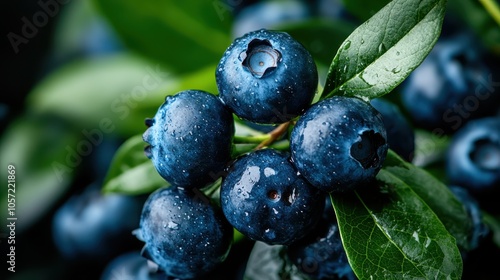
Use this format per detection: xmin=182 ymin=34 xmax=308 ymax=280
xmin=232 ymin=140 xmax=290 ymax=156
xmin=479 ymin=0 xmax=500 ymax=26
xmin=203 ymin=178 xmax=222 ymax=199
xmin=233 ymin=134 xmax=270 ymax=144
xmin=269 ymin=140 xmax=290 ymax=151
xmin=255 ymin=122 xmax=291 ymax=150
xmin=233 ymin=144 xmax=256 ymax=156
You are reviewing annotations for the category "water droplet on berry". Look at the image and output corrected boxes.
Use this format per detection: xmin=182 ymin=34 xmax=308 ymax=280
xmin=167 ymin=221 xmax=179 ymax=229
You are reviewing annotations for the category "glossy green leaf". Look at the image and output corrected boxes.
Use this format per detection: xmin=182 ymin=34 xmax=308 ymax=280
xmin=383 ymin=150 xmax=471 ymax=251
xmin=331 ymin=172 xmax=462 ymax=279
xmin=322 ymin=0 xmax=447 ymax=100
xmin=102 ymin=161 xmax=167 ymax=195
xmin=102 ymin=134 xmax=166 ymax=195
xmin=92 ymin=0 xmax=232 ymax=73
xmin=103 ymin=134 xmax=147 ymax=185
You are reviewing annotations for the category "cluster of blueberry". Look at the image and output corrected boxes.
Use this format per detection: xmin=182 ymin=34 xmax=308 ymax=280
xmin=399 ymin=27 xmax=500 ymax=275
xmin=138 ymin=29 xmax=390 ymax=279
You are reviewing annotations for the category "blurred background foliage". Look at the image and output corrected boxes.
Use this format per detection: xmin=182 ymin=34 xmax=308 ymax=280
xmin=1 ymin=0 xmax=499 ymax=279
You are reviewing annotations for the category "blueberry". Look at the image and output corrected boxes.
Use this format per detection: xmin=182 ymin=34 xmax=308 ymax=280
xmin=400 ymin=33 xmax=499 ymax=133
xmin=216 ymin=29 xmax=318 ymax=124
xmin=143 ymin=90 xmax=234 ymax=188
xmin=52 ymin=184 xmax=144 ymax=261
xmin=370 ymin=98 xmax=415 ymax=162
xmin=290 ymin=96 xmax=388 ymax=193
xmin=220 ymin=149 xmax=324 ymax=245
xmin=138 ymin=187 xmax=233 ymax=279
xmin=446 ymin=117 xmax=500 ymax=192
xmin=287 ymin=210 xmax=355 ymax=280
xmin=448 ymin=186 xmax=489 ymax=251
xmin=101 ymin=251 xmax=167 ymax=280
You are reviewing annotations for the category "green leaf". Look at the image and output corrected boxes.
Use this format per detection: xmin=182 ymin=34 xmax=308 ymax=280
xmin=322 ymin=0 xmax=447 ymax=100
xmin=331 ymin=174 xmax=462 ymax=279
xmin=102 ymin=134 xmax=166 ymax=195
xmin=103 ymin=134 xmax=147 ymax=185
xmin=0 ymin=117 xmax=80 ymax=233
xmin=27 ymin=53 xmax=176 ymax=136
xmin=103 ymin=161 xmax=167 ymax=195
xmin=383 ymin=150 xmax=472 ymax=251
xmin=412 ymin=129 xmax=450 ymax=168
xmin=27 ymin=53 xmax=218 ymax=136
xmin=340 ymin=0 xmax=391 ymax=22
xmin=92 ymin=0 xmax=232 ymax=73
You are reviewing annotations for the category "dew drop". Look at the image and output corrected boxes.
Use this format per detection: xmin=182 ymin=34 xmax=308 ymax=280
xmin=343 ymin=40 xmax=351 ymax=50
xmin=378 ymin=43 xmax=386 ymax=53
xmin=391 ymin=67 xmax=401 ymax=74
xmin=167 ymin=221 xmax=179 ymax=230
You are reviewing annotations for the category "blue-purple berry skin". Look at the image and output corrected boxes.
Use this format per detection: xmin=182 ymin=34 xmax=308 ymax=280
xmin=139 ymin=187 xmax=233 ymax=279
xmin=216 ymin=29 xmax=318 ymax=124
xmin=446 ymin=117 xmax=500 ymax=192
xmin=143 ymin=90 xmax=234 ymax=188
xmin=221 ymin=149 xmax=324 ymax=245
xmin=290 ymin=96 xmax=388 ymax=193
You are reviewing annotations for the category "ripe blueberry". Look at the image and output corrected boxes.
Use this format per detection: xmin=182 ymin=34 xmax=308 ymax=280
xmin=138 ymin=186 xmax=233 ymax=279
xmin=220 ymin=149 xmax=324 ymax=245
xmin=216 ymin=29 xmax=318 ymax=124
xmin=52 ymin=184 xmax=144 ymax=261
xmin=371 ymin=98 xmax=415 ymax=162
xmin=287 ymin=215 xmax=355 ymax=280
xmin=290 ymin=96 xmax=388 ymax=193
xmin=400 ymin=33 xmax=499 ymax=133
xmin=143 ymin=90 xmax=234 ymax=188
xmin=446 ymin=117 xmax=500 ymax=192
xmin=449 ymin=186 xmax=489 ymax=251
xmin=101 ymin=251 xmax=166 ymax=280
